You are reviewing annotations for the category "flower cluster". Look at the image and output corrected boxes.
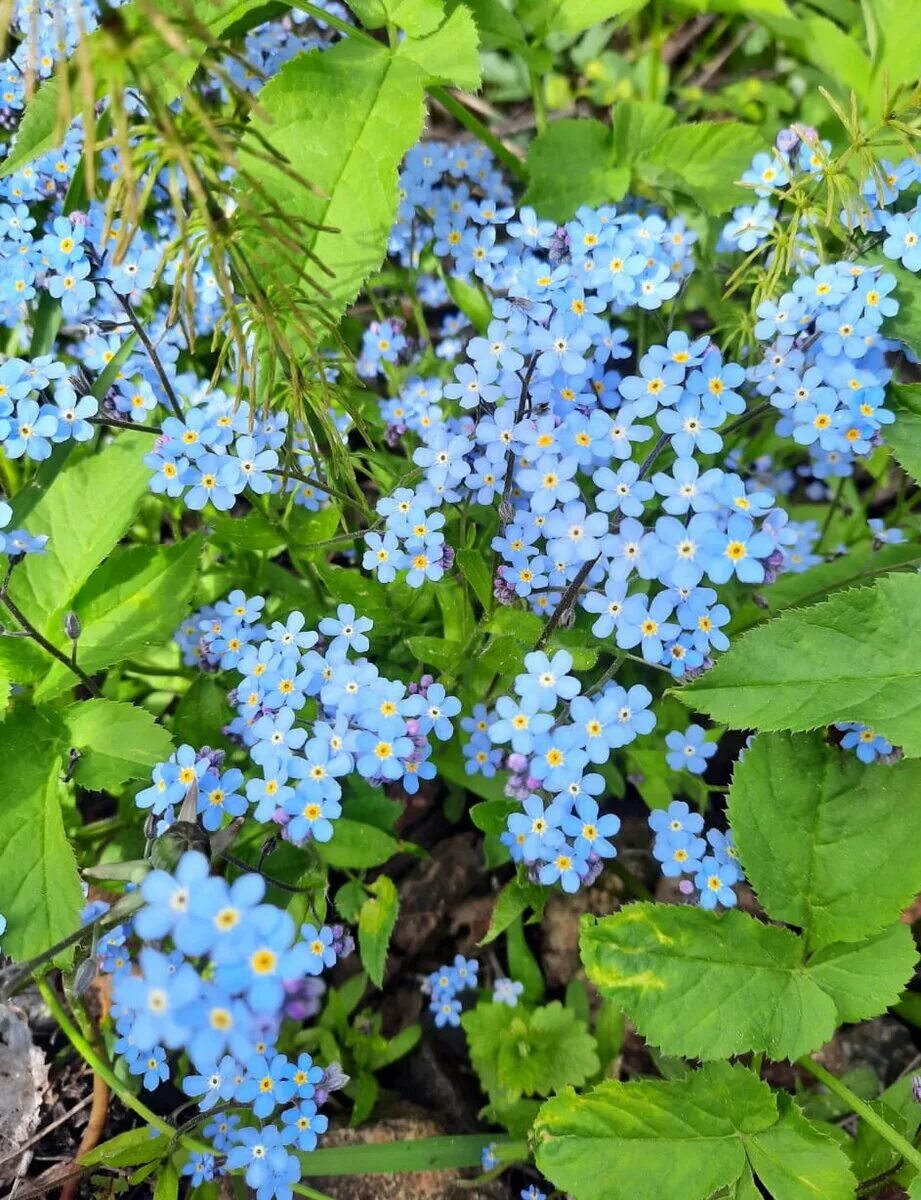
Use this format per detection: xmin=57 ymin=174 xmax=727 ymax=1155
xmin=424 ymin=954 xmax=480 ymax=1027
xmin=164 ymin=598 xmax=459 ymax=843
xmin=101 ymin=851 xmax=347 ymax=1197
xmin=649 ymin=801 xmax=744 ymax=909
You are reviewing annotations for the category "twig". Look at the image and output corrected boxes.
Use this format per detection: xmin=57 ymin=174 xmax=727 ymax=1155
xmin=0 ymin=566 xmax=100 ymax=697
xmin=105 ymin=284 xmax=183 ymax=420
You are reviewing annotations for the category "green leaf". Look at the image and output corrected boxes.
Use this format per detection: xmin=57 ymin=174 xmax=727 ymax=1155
xmin=638 ymin=122 xmax=766 ymax=213
xmin=455 ymin=547 xmax=494 ymax=609
xmin=452 ymin=0 xmax=528 ymax=51
xmin=534 ymin=1063 xmax=778 ymax=1200
xmin=481 ymin=877 xmax=545 ymax=945
xmin=730 ymin=542 xmax=921 ymax=633
xmin=404 ymin=635 xmax=463 ymax=672
xmin=744 ymin=1094 xmax=856 ymax=1200
xmin=806 ymin=923 xmax=917 ymax=1023
xmin=0 ymin=432 xmax=152 ymax=683
xmin=152 ymin=1160 xmax=179 ymax=1200
xmin=463 ymin=1000 xmax=598 ymax=1104
xmin=316 ymin=818 xmax=398 ymax=869
xmin=520 ymin=0 xmax=648 ymax=37
xmin=358 ymin=875 xmax=399 ymax=987
xmin=80 ymin=1128 xmax=170 ymax=1169
xmin=888 ymin=382 xmax=921 ymax=483
xmin=346 ymin=0 xmax=446 ymax=34
xmin=35 ymin=535 xmax=204 ymax=702
xmin=797 ymin=15 xmax=872 ymax=97
xmin=63 ymin=699 xmax=173 ymax=792
xmin=241 ymin=7 xmax=479 ymax=328
xmin=610 ymin=99 xmax=676 ymax=163
xmin=581 ymin=905 xmax=836 ymax=1061
xmin=863 ymin=0 xmax=921 ymax=109
xmin=298 ymin=1134 xmax=517 ymax=1175
xmin=523 ymin=119 xmax=629 ymax=222
xmin=506 ymin=917 xmax=545 ymax=1003
xmin=0 ymin=705 xmax=81 ymax=962
xmin=728 ymin=731 xmax=921 ymax=946
xmin=172 ymin=676 xmax=231 ymax=750
xmin=681 ymin=574 xmax=921 ymax=756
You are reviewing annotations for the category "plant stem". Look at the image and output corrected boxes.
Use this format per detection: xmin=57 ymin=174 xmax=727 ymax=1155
xmin=816 ymin=476 xmax=846 ymax=554
xmin=107 ymin=286 xmax=184 ymax=421
xmin=429 ymin=87 xmax=526 ymax=180
xmin=36 ymin=978 xmax=337 ymax=1200
xmin=0 ymin=567 xmax=100 ymax=696
xmin=798 ymin=1056 xmax=921 ymax=1174
xmin=528 ymin=68 xmax=548 ymax=135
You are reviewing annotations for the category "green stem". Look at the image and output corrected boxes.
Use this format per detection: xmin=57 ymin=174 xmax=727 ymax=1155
xmin=816 ymin=476 xmax=846 ymax=555
xmin=529 ymin=68 xmax=548 ymax=135
xmin=429 ymin=87 xmax=526 ymax=179
xmin=37 ymin=979 xmax=337 ymax=1200
xmin=798 ymin=1056 xmax=921 ymax=1174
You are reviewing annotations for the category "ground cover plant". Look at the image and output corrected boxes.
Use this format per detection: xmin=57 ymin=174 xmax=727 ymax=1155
xmin=2 ymin=1 xmax=921 ymax=1198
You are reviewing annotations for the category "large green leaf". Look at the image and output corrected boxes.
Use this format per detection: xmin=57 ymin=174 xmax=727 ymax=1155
xmin=1 ymin=0 xmax=273 ymax=177
xmin=240 ymin=8 xmax=479 ymax=326
xmin=518 ymin=0 xmax=648 ymax=37
xmin=580 ymin=903 xmax=912 ymax=1061
xmin=0 ymin=706 xmax=80 ymax=961
xmin=534 ymin=1062 xmax=852 ymax=1200
xmin=728 ymin=732 xmax=921 ymax=947
xmin=35 ymin=535 xmax=203 ymax=702
xmin=862 ymin=0 xmax=921 ymax=110
xmin=681 ymin=574 xmax=921 ymax=756
xmin=888 ymin=383 xmax=921 ymax=484
xmin=0 ymin=432 xmax=152 ymax=683
xmin=523 ymin=119 xmax=629 ymax=222
xmin=638 ymin=122 xmax=765 ymax=213
xmin=63 ymin=699 xmax=173 ymax=792
xmin=346 ymin=0 xmax=446 ymax=33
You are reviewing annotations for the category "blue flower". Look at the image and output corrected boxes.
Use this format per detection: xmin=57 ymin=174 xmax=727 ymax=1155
xmin=665 ymin=725 xmax=717 ymax=774
xmin=506 ymin=794 xmax=567 ymax=861
xmin=300 ymin=924 xmax=337 ymax=975
xmin=514 ymin=649 xmax=581 ymax=711
xmin=694 ymin=857 xmax=740 ymax=910
xmin=280 ymin=1099 xmax=329 ymax=1151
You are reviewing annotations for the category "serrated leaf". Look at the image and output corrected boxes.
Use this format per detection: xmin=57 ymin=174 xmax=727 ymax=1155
xmin=347 ymin=0 xmax=446 ymax=34
xmin=638 ymin=122 xmax=766 ymax=213
xmin=0 ymin=432 xmax=152 ymax=684
xmin=681 ymin=574 xmax=921 ymax=756
xmin=729 ymin=732 xmax=921 ymax=946
xmin=452 ymin=0 xmax=528 ymax=51
xmin=523 ymin=119 xmax=630 ymax=222
xmin=807 ymin=923 xmax=917 ymax=1022
xmin=464 ymin=1000 xmax=598 ymax=1105
xmin=481 ymin=877 xmax=545 ymax=945
xmin=888 ymin=383 xmax=921 ymax=483
xmin=534 ymin=1063 xmax=778 ymax=1200
xmin=358 ymin=875 xmax=399 ymax=987
xmin=609 ymin=99 xmax=676 ymax=164
xmin=745 ymin=1095 xmax=856 ymax=1200
xmin=35 ymin=535 xmax=203 ymax=702
xmin=64 ymin=699 xmax=173 ymax=792
xmin=581 ymin=905 xmax=838 ymax=1061
xmin=240 ymin=8 xmax=479 ymax=329
xmin=730 ymin=542 xmax=921 ymax=634
xmin=0 ymin=706 xmax=81 ymax=962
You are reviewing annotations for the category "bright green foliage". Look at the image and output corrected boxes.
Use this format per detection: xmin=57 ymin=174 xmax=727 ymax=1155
xmin=637 ymin=121 xmax=766 ymax=212
xmin=862 ymin=0 xmax=921 ymax=109
xmin=0 ymin=431 xmax=151 ymax=683
xmin=346 ymin=0 xmax=446 ymax=33
xmin=63 ymin=699 xmax=173 ymax=791
xmin=463 ymin=999 xmax=599 ymax=1105
xmin=35 ymin=536 xmax=204 ymax=702
xmin=0 ymin=706 xmax=81 ymax=962
xmin=888 ymin=383 xmax=921 ymax=483
xmin=480 ymin=876 xmax=546 ymax=945
xmin=523 ymin=119 xmax=629 ymax=222
xmin=241 ymin=8 xmax=480 ymax=325
xmin=868 ymin=254 xmax=921 ymax=358
xmin=518 ymin=0 xmax=648 ymax=37
xmin=315 ymin=818 xmax=399 ymax=869
xmin=681 ymin=574 xmax=921 ymax=756
xmin=534 ymin=1062 xmax=854 ymax=1200
xmin=358 ymin=875 xmax=399 ymax=987
xmin=523 ymin=102 xmax=762 ymax=220
xmin=728 ymin=732 xmax=921 ymax=947
xmin=580 ymin=903 xmax=914 ymax=1060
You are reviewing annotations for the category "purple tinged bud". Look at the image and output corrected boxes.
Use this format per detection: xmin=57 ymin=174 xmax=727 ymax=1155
xmin=506 ymin=752 xmax=528 ymax=773
xmin=678 ymin=878 xmax=696 ymax=896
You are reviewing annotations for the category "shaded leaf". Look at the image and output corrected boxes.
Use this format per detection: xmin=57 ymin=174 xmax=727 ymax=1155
xmin=64 ymin=699 xmax=173 ymax=792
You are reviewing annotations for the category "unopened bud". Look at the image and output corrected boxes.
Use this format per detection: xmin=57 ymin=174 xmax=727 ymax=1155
xmin=71 ymin=955 xmax=97 ymax=996
xmin=64 ymin=611 xmax=81 ymax=640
